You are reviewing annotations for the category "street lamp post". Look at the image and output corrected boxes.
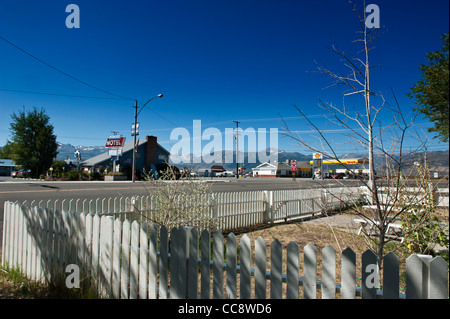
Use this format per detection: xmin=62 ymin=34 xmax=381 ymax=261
xmin=132 ymin=94 xmax=164 ymax=182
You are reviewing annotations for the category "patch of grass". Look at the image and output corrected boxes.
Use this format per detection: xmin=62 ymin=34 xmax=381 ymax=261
xmin=0 ymin=252 xmax=101 ymax=299
xmin=0 ymin=262 xmax=50 ymax=299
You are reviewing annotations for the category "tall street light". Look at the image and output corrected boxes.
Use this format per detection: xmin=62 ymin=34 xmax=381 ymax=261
xmin=132 ymin=94 xmax=164 ymax=182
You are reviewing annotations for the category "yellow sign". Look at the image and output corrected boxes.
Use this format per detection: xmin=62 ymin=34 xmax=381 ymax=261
xmin=309 ymin=158 xmax=369 ymax=165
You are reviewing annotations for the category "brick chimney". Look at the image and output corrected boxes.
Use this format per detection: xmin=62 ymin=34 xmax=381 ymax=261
xmin=145 ymin=135 xmax=158 ymax=171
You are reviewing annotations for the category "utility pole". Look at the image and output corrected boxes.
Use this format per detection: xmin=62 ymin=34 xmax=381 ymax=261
xmin=132 ymin=100 xmax=138 ymax=182
xmin=233 ymin=121 xmax=240 ymax=179
xmin=131 ymin=94 xmax=163 ymax=182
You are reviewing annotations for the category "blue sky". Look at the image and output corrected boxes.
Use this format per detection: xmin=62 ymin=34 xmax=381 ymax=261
xmin=0 ymin=0 xmax=448 ymax=158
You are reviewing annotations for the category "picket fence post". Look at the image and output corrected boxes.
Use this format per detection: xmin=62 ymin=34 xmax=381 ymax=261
xmin=322 ymin=245 xmax=336 ymax=299
xmin=255 ymin=236 xmax=266 ymax=299
xmin=226 ymin=233 xmax=237 ymax=299
xmin=200 ymin=229 xmax=211 ymax=299
xmin=304 ymin=242 xmax=317 ymax=299
xmin=239 ymin=234 xmax=251 ymax=299
xmin=270 ymin=239 xmax=283 ymax=299
xmin=361 ymin=249 xmax=378 ymax=299
xmin=286 ymin=241 xmax=299 ymax=299
xmin=341 ymin=247 xmax=356 ymax=299
xmin=159 ymin=225 xmax=169 ymax=299
xmin=383 ymin=252 xmax=399 ymax=299
xmin=187 ymin=227 xmax=199 ymax=299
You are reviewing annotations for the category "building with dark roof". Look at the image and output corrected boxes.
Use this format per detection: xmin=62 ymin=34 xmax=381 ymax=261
xmin=81 ymin=135 xmax=170 ymax=176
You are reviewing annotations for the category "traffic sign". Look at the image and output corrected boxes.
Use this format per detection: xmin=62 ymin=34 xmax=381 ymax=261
xmin=291 ymin=160 xmax=297 ymax=171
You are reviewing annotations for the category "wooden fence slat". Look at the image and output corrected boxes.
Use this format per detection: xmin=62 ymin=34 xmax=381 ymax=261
xmin=17 ymin=203 xmax=25 ymax=274
xmin=148 ymin=223 xmax=158 ymax=299
xmin=91 ymin=214 xmax=101 ymax=290
xmin=406 ymin=254 xmax=423 ymax=299
xmin=361 ymin=249 xmax=378 ymax=299
xmin=270 ymin=239 xmax=282 ymax=299
xmin=406 ymin=254 xmax=435 ymax=299
xmin=62 ymin=210 xmax=72 ymax=272
xmin=159 ymin=226 xmax=169 ymax=299
xmin=429 ymin=256 xmax=448 ymax=299
xmin=25 ymin=205 xmax=33 ymax=279
xmin=112 ymin=218 xmax=122 ymax=299
xmin=84 ymin=213 xmax=93 ymax=276
xmin=213 ymin=231 xmax=224 ymax=299
xmin=44 ymin=208 xmax=54 ymax=284
xmin=71 ymin=211 xmax=81 ymax=272
xmin=177 ymin=227 xmax=187 ymax=299
xmin=4 ymin=203 xmax=13 ymax=265
xmin=170 ymin=227 xmax=179 ymax=299
xmin=226 ymin=233 xmax=237 ymax=299
xmin=36 ymin=206 xmax=47 ymax=282
xmin=187 ymin=227 xmax=199 ymax=299
xmin=255 ymin=236 xmax=266 ymax=299
xmin=129 ymin=220 xmax=140 ymax=299
xmin=304 ymin=242 xmax=317 ymax=299
xmin=239 ymin=234 xmax=251 ymax=299
xmin=50 ymin=209 xmax=59 ymax=279
xmin=200 ymin=229 xmax=211 ymax=299
xmin=139 ymin=222 xmax=149 ymax=299
xmin=99 ymin=216 xmax=114 ymax=298
xmin=120 ymin=219 xmax=131 ymax=299
xmin=341 ymin=247 xmax=356 ymax=299
xmin=286 ymin=241 xmax=299 ymax=299
xmin=322 ymin=245 xmax=336 ymax=299
xmin=383 ymin=252 xmax=399 ymax=299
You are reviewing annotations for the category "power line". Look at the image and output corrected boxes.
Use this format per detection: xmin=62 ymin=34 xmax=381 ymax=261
xmin=0 ymin=34 xmax=134 ymax=101
xmin=0 ymin=88 xmax=132 ymax=101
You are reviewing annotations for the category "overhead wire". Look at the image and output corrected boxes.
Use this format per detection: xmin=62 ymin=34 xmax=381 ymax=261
xmin=0 ymin=88 xmax=132 ymax=101
xmin=0 ymin=34 xmax=135 ymax=101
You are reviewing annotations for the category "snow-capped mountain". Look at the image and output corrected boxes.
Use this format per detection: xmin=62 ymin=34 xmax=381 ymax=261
xmin=56 ymin=143 xmax=107 ymax=161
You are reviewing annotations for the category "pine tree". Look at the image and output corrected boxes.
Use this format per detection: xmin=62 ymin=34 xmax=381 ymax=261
xmin=408 ymin=33 xmax=449 ymax=142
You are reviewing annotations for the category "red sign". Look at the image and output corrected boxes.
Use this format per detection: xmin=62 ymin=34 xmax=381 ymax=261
xmin=105 ymin=137 xmax=126 ymax=148
xmin=291 ymin=160 xmax=297 ymax=171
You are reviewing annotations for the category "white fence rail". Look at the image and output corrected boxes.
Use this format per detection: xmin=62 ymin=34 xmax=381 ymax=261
xmin=2 ymin=201 xmax=448 ymax=299
xmin=18 ymin=187 xmax=365 ymax=232
xmin=377 ymin=187 xmax=449 ymax=208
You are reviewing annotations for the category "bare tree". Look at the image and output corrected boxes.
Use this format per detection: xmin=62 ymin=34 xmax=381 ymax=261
xmin=133 ymin=164 xmax=218 ymax=231
xmin=282 ymin=2 xmax=442 ymax=268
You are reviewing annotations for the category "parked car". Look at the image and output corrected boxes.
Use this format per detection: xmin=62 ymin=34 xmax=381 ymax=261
xmin=332 ymin=173 xmax=346 ymax=179
xmin=11 ymin=170 xmax=28 ymax=178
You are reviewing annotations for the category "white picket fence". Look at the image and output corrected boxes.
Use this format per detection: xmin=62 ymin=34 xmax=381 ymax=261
xmin=378 ymin=186 xmax=449 ymax=208
xmin=17 ymin=187 xmax=364 ymax=232
xmin=2 ymin=201 xmax=448 ymax=299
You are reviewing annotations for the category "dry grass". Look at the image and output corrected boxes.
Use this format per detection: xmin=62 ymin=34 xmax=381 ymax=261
xmin=222 ymin=220 xmax=370 ymax=298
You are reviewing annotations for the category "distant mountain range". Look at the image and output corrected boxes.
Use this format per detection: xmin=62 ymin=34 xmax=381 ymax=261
xmin=50 ymin=143 xmax=449 ymax=175
xmin=56 ymin=143 xmax=107 ymax=162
